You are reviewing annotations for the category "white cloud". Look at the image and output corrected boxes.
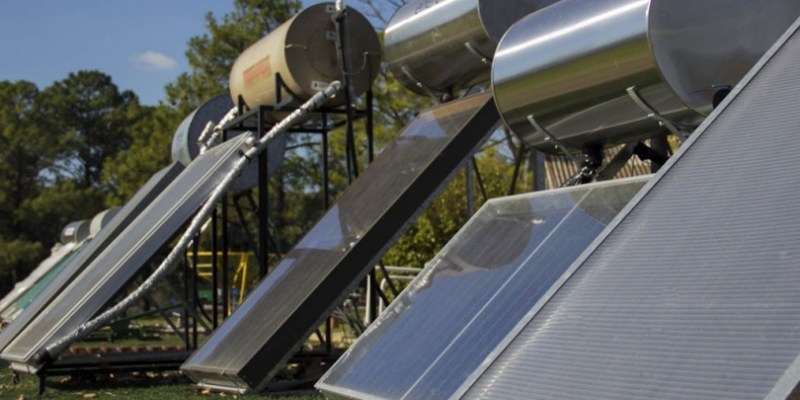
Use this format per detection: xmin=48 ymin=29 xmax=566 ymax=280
xmin=133 ymin=51 xmax=178 ymax=71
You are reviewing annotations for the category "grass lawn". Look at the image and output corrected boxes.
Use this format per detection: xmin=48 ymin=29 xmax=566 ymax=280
xmin=0 ymin=367 xmax=325 ymax=400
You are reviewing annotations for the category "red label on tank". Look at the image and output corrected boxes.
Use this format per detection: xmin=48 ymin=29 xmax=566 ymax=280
xmin=243 ymin=56 xmax=272 ymax=87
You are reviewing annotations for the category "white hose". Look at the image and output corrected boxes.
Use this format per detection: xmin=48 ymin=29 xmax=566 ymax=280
xmin=40 ymin=81 xmax=342 ymax=361
xmin=335 ymin=0 xmax=345 ymax=12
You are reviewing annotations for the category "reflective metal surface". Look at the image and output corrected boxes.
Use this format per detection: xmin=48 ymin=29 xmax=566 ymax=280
xmin=493 ymin=0 xmax=800 ymax=153
xmin=317 ymin=176 xmax=648 ymax=400
xmin=229 ymin=3 xmax=380 ymax=109
xmin=59 ymin=220 xmax=90 ymax=244
xmin=89 ymin=207 xmax=120 ymax=238
xmin=464 ymin=19 xmax=800 ymax=399
xmin=171 ymin=94 xmax=235 ymax=166
xmin=1 ymin=139 xmax=249 ymax=371
xmin=385 ymin=0 xmax=559 ymax=96
xmin=171 ymin=94 xmax=286 ymax=191
xmin=0 ymin=163 xmax=183 ymax=355
xmin=181 ymin=93 xmax=499 ymax=394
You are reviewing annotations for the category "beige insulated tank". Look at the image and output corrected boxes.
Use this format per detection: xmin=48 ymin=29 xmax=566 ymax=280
xmin=229 ymin=3 xmax=381 ymax=109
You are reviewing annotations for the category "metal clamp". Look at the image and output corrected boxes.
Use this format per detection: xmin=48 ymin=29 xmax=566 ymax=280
xmin=526 ymin=114 xmax=580 ymax=166
xmin=626 ymin=86 xmax=688 ymax=141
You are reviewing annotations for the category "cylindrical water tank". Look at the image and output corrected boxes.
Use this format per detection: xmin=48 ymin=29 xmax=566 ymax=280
xmin=492 ymin=0 xmax=800 ymax=153
xmin=385 ymin=0 xmax=561 ymax=96
xmin=171 ymin=94 xmax=235 ymax=166
xmin=171 ymin=94 xmax=287 ymax=191
xmin=89 ymin=207 xmax=120 ymax=238
xmin=60 ymin=220 xmax=90 ymax=245
xmin=229 ymin=3 xmax=381 ymax=109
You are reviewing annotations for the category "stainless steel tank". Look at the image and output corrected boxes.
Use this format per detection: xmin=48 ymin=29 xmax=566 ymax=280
xmin=89 ymin=207 xmax=120 ymax=238
xmin=171 ymin=94 xmax=235 ymax=166
xmin=60 ymin=220 xmax=90 ymax=244
xmin=171 ymin=94 xmax=287 ymax=191
xmin=492 ymin=0 xmax=800 ymax=153
xmin=385 ymin=0 xmax=561 ymax=96
xmin=229 ymin=3 xmax=381 ymax=109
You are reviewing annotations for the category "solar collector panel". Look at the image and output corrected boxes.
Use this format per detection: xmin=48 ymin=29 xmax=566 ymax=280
xmin=316 ymin=176 xmax=649 ymax=400
xmin=181 ymin=92 xmax=500 ymax=394
xmin=0 ymin=163 xmax=183 ymax=354
xmin=461 ymin=17 xmax=800 ymax=400
xmin=1 ymin=137 xmax=249 ymax=372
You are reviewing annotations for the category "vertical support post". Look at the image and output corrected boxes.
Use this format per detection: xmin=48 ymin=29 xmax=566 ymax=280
xmin=509 ymin=144 xmax=528 ymax=195
xmin=334 ymin=7 xmax=359 ymax=182
xmin=367 ymin=270 xmax=379 ymax=324
xmin=191 ymin=238 xmax=200 ymax=348
xmin=322 ymin=115 xmax=330 ymax=210
xmin=222 ymin=131 xmax=230 ymax=319
xmin=321 ymin=114 xmax=333 ymax=355
xmin=258 ymin=107 xmax=269 ymax=279
xmin=466 ymin=158 xmax=475 ymax=217
xmin=37 ymin=371 xmax=46 ymax=395
xmin=366 ymin=89 xmax=374 ymax=163
xmin=183 ymin=254 xmax=191 ymax=345
xmin=650 ymin=134 xmax=671 ymax=173
xmin=211 ymin=206 xmax=218 ymax=329
xmin=533 ymin=150 xmax=546 ymax=191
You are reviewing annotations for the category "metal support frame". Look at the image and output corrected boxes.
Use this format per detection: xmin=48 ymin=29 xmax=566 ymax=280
xmin=563 ymin=145 xmax=604 ymax=187
xmin=626 ymin=86 xmax=690 ymax=142
xmin=30 ymin=11 xmax=373 ymax=391
xmin=526 ymin=114 xmax=580 ymax=166
xmin=219 ymin=59 xmax=373 ymax=357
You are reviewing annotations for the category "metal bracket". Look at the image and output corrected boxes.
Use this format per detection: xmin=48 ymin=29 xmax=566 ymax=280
xmin=595 ymin=142 xmax=637 ymax=181
xmin=464 ymin=41 xmax=492 ymax=65
xmin=626 ymin=86 xmax=689 ymax=141
xmin=526 ymin=114 xmax=580 ymax=166
xmin=401 ymin=65 xmax=442 ymax=105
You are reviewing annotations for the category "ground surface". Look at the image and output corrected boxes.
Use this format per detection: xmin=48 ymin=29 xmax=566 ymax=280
xmin=0 ymin=368 xmax=324 ymax=400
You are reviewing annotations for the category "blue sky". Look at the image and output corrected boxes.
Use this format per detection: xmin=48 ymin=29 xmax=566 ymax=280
xmin=0 ymin=0 xmax=328 ymax=105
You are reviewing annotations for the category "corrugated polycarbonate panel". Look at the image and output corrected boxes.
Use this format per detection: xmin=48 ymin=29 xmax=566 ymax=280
xmin=316 ymin=176 xmax=649 ymax=400
xmin=461 ymin=19 xmax=800 ymax=400
xmin=1 ymin=137 xmax=249 ymax=371
xmin=0 ymin=163 xmax=183 ymax=354
xmin=181 ymin=93 xmax=499 ymax=394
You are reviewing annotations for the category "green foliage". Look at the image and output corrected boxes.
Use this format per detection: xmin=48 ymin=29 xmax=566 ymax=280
xmin=0 ymin=81 xmax=48 ymax=235
xmin=102 ymin=105 xmax=181 ymax=205
xmin=0 ymin=81 xmax=50 ymax=290
xmin=36 ymin=70 xmax=141 ymax=190
xmin=0 ymin=73 xmax=138 ymax=295
xmin=383 ymin=144 xmax=518 ymax=270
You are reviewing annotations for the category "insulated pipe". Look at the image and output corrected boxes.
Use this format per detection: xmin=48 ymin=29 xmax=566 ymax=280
xmin=38 ymin=81 xmax=343 ymax=364
xmin=492 ymin=0 xmax=800 ymax=153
